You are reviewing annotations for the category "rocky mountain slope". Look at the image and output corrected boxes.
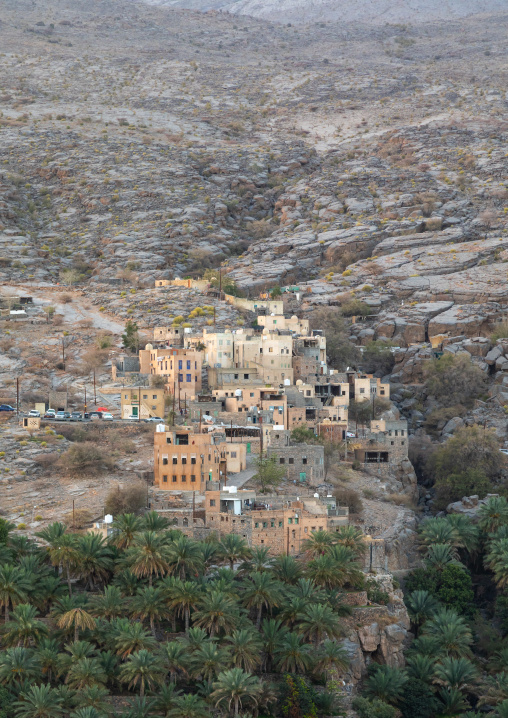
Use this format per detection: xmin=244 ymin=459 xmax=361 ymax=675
xmin=137 ymin=0 xmax=508 ymax=24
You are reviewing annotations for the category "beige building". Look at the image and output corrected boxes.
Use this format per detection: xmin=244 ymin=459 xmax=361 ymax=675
xmin=213 ymin=386 xmax=287 ymax=428
xmin=140 ymin=346 xmax=202 ymax=400
xmin=257 ymin=314 xmax=310 ymax=335
xmin=219 ymin=442 xmax=247 ymax=474
xmin=233 ymin=333 xmax=294 ymax=385
xmin=224 ymin=295 xmax=284 ymax=314
xmin=154 ymin=428 xmax=222 ymax=492
xmin=353 ymin=374 xmax=390 ymax=402
xmin=121 ymin=387 xmax=165 ymax=420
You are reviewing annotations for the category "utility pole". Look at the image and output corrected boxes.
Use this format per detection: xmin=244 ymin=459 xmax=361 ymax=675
xmin=62 ymin=338 xmax=65 ymax=370
xmin=199 ymin=409 xmax=202 ymax=434
xmin=16 ymin=377 xmax=19 ymax=417
xmin=93 ymin=370 xmax=96 ymax=405
xmin=84 ymin=385 xmax=87 ymax=415
xmin=259 ymin=415 xmax=263 ymax=458
xmin=72 ymin=500 xmax=75 ymax=530
xmin=213 ymin=305 xmax=216 ymax=326
xmin=172 ymin=380 xmax=176 ymax=423
xmin=219 ymin=267 xmax=222 ymax=298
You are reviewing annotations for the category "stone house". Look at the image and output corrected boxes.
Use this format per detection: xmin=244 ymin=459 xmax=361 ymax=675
xmin=353 ymin=419 xmax=409 ymax=472
xmin=152 ymin=326 xmax=187 ymax=346
xmin=257 ymin=314 xmax=310 ymax=335
xmin=267 ymin=428 xmax=325 ymax=485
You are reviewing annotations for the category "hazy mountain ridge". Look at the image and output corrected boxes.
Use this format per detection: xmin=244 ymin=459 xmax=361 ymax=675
xmin=134 ymin=0 xmax=508 ymax=24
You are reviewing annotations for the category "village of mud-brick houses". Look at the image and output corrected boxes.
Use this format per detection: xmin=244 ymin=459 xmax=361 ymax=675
xmin=107 ymin=278 xmax=409 ymax=559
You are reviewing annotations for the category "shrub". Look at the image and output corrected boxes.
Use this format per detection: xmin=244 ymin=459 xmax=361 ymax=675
xmin=434 ymin=468 xmax=492 ymax=509
xmin=17 ymin=523 xmax=27 ymax=530
xmin=59 ymin=443 xmax=112 ymax=474
xmin=341 ymin=299 xmax=371 ymax=317
xmin=431 ymin=424 xmax=504 ymax=482
xmin=63 ymin=508 xmax=93 ymax=529
xmin=491 ymin=322 xmax=508 ymax=341
xmin=362 ymin=340 xmax=395 ymax=376
xmin=353 ymin=696 xmax=397 ymax=718
xmin=366 ymin=578 xmax=390 ymax=605
xmin=334 ymin=487 xmax=363 ymax=514
xmin=104 ymin=483 xmax=147 ymax=515
xmin=424 ymin=354 xmax=488 ymax=408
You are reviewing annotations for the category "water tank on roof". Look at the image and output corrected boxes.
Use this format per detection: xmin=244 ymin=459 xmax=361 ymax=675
xmin=145 ymin=343 xmax=153 ymax=350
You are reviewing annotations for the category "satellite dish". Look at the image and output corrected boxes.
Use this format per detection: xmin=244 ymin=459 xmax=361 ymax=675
xmin=104 ymin=514 xmax=113 ymax=524
xmin=313 ymin=493 xmax=319 ymax=498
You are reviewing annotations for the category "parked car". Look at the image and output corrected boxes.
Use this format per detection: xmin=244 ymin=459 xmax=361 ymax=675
xmin=28 ymin=410 xmax=41 ymax=417
xmin=346 ymin=432 xmax=357 ymax=438
xmin=55 ymin=411 xmax=66 ymax=421
xmin=0 ymin=405 xmax=15 ymax=412
xmin=102 ymin=412 xmax=114 ymax=421
xmin=144 ymin=416 xmax=163 ymax=423
xmin=70 ymin=412 xmax=83 ymax=421
xmin=44 ymin=409 xmax=56 ymax=418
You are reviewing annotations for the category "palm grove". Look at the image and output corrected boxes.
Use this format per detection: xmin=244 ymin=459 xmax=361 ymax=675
xmin=0 ymin=514 xmax=369 ymax=718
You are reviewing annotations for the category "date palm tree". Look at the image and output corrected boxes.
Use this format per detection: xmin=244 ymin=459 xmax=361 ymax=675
xmin=424 ymin=544 xmax=463 ymax=573
xmin=302 ymin=529 xmax=335 ymax=557
xmin=126 ymin=531 xmax=169 ymax=586
xmin=69 ymin=708 xmax=107 ymax=718
xmin=66 ymin=657 xmax=107 ymax=691
xmin=406 ymin=590 xmax=439 ymax=636
xmin=274 ymin=632 xmax=313 ymax=674
xmin=421 ymin=609 xmax=473 ymax=659
xmin=433 ymin=656 xmax=477 ymax=690
xmin=190 ymin=640 xmax=231 ymax=686
xmin=437 ymin=686 xmax=468 ymax=716
xmin=239 ymin=546 xmax=273 ymax=574
xmin=75 ymin=684 xmax=111 ymax=712
xmin=446 ymin=514 xmax=479 ymax=553
xmin=290 ymin=577 xmax=327 ymax=604
xmin=53 ymin=596 xmax=96 ymax=643
xmin=111 ymin=619 xmax=157 ymax=659
xmin=419 ymin=517 xmax=459 ymax=550
xmin=279 ymin=597 xmax=309 ymax=631
xmin=364 ymin=665 xmax=408 ymax=705
xmin=74 ymin=533 xmax=113 ymax=591
xmin=119 ymin=649 xmax=163 ymax=698
xmin=314 ymin=640 xmax=349 ymax=681
xmin=141 ymin=511 xmax=172 ymax=532
xmin=110 ymin=514 xmax=142 ymax=550
xmin=113 ymin=569 xmax=141 ymax=598
xmin=89 ymin=585 xmax=124 ymax=620
xmin=36 ymin=523 xmax=78 ymax=596
xmin=166 ymin=579 xmax=202 ymax=634
xmin=271 ymin=554 xmax=302 ymax=585
xmin=486 ymin=538 xmax=508 ymax=588
xmin=225 ymin=628 xmax=262 ymax=672
xmin=2 ymin=603 xmax=48 ymax=647
xmin=334 ymin=525 xmax=367 ymax=557
xmin=261 ymin=618 xmax=288 ymax=673
xmin=0 ymin=563 xmax=31 ymax=622
xmin=241 ymin=572 xmax=283 ymax=629
xmin=35 ymin=575 xmax=67 ymax=613
xmin=166 ymin=694 xmax=209 ymax=718
xmin=13 ymin=684 xmax=64 ymax=718
xmin=0 ymin=646 xmax=40 ymax=687
xmin=166 ymin=536 xmax=204 ymax=580
xmin=161 ymin=641 xmax=189 ymax=685
xmin=192 ymin=590 xmax=240 ymax=638
xmin=406 ymin=653 xmax=435 ymax=684
xmin=217 ymin=534 xmax=251 ymax=570
xmin=296 ymin=603 xmax=343 ymax=647
xmin=37 ymin=638 xmax=61 ymax=684
xmin=479 ymin=496 xmax=508 ymax=534
xmin=150 ymin=683 xmax=181 ymax=715
xmin=211 ymin=667 xmax=261 ymax=718
xmin=130 ymin=585 xmax=169 ymax=637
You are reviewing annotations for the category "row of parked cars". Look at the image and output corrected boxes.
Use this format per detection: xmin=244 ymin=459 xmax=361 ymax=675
xmin=1 ymin=405 xmax=164 ymax=423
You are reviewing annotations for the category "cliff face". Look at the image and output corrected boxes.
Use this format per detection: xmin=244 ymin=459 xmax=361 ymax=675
xmin=341 ymin=576 xmax=412 ymax=699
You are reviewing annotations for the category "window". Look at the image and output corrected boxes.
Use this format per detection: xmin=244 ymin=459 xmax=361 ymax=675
xmin=163 ymin=475 xmax=168 ymax=483
xmin=288 ymin=518 xmax=293 ymax=525
xmin=302 ymin=457 xmax=307 ymax=465
xmin=186 ymin=374 xmax=191 ymax=382
xmin=181 ymin=475 xmax=186 ymax=482
xmin=178 ymin=360 xmax=182 ymax=370
xmin=279 ymin=458 xmax=285 ymax=465
xmin=231 ymin=452 xmax=237 ymax=458
xmin=391 ymin=441 xmax=394 ymax=446
xmin=182 ymin=457 xmax=187 ymax=465
xmin=269 ymin=347 xmax=273 ymax=353
xmin=166 ymin=437 xmax=171 ymax=444
xmin=172 ymin=475 xmax=177 ymax=482
xmin=263 ymin=521 xmax=267 ymax=528
xmin=143 ymin=394 xmax=148 ymax=400
xmin=152 ymin=394 xmax=157 ymax=400
xmin=191 ymin=457 xmax=196 ymax=465
xmin=295 ymin=517 xmax=299 ymax=524
xmin=162 ymin=458 xmax=168 ymax=465
xmin=187 ymin=360 xmax=191 ymax=370
xmin=250 ymin=392 xmax=254 ymax=397
xmin=244 ymin=374 xmax=249 ymax=379
xmin=304 ymin=527 xmax=308 ymax=533
xmin=179 ymin=374 xmax=183 ymax=382
xmin=401 ymin=430 xmax=405 ymax=436
xmin=271 ymin=520 xmax=275 ymax=528
xmin=191 ymin=475 xmax=196 ymax=482
xmin=360 ymin=388 xmax=365 ymax=394
xmin=289 ymin=457 xmax=294 ymax=465
xmin=172 ymin=458 xmax=178 ymax=465
xmin=279 ymin=521 xmax=283 ymax=527
xmin=255 ymin=522 xmax=259 ymax=528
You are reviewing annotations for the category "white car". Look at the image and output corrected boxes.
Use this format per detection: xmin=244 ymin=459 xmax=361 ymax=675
xmin=102 ymin=412 xmax=114 ymax=421
xmin=28 ymin=410 xmax=41 ymax=417
xmin=346 ymin=432 xmax=356 ymax=438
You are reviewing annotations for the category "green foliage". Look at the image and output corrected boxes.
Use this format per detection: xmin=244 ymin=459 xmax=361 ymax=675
xmin=253 ymin=457 xmax=286 ymax=494
xmin=424 ymin=353 xmax=488 ymax=408
xmin=399 ymin=678 xmax=439 ymax=718
xmin=436 ymin=565 xmax=475 ymax=617
xmin=431 ymin=425 xmax=504 ymax=482
xmin=309 ymin=307 xmax=361 ymax=370
xmin=340 ymin=299 xmax=371 ymax=318
xmin=366 ymin=579 xmax=390 ymax=605
xmin=434 ymin=468 xmax=492 ymax=509
xmin=279 ymin=674 xmax=318 ymax=718
xmin=352 ymin=696 xmax=397 ymax=718
xmin=122 ymin=320 xmax=140 ymax=353
xmin=362 ymin=340 xmax=395 ymax=375
xmin=0 ymin=519 xmax=11 ymax=546
xmin=290 ymin=425 xmax=320 ymax=444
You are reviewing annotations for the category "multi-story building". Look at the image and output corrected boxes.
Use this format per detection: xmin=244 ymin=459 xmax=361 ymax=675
xmin=120 ymin=387 xmax=165 ymax=420
xmin=140 ymin=346 xmax=202 ymax=400
xmin=154 ymin=428 xmax=222 ymax=492
xmin=349 ymin=373 xmax=390 ymax=403
xmin=267 ymin=428 xmax=325 ymax=486
xmin=233 ymin=333 xmax=294 ymax=386
xmin=257 ymin=315 xmax=310 ymax=335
